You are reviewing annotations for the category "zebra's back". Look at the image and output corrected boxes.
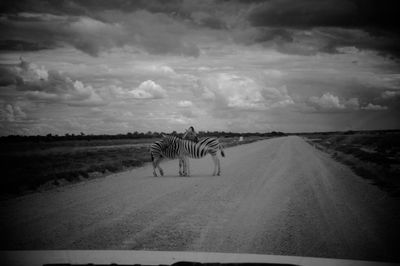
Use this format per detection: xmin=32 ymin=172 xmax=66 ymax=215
xmin=183 ymin=137 xmax=220 ymax=158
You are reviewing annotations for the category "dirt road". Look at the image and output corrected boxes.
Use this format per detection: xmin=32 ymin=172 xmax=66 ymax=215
xmin=1 ymin=136 xmax=399 ymax=262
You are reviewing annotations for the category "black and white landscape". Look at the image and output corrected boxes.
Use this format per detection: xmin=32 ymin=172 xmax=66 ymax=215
xmin=0 ymin=1 xmax=399 ymax=265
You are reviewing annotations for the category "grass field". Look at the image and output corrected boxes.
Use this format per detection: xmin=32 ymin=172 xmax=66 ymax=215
xmin=303 ymin=131 xmax=400 ymax=196
xmin=0 ymin=136 xmax=266 ymax=198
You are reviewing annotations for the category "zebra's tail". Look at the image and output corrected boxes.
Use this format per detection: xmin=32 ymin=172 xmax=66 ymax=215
xmin=220 ymin=144 xmax=225 ymax=157
xmin=150 ymin=151 xmax=154 ymax=162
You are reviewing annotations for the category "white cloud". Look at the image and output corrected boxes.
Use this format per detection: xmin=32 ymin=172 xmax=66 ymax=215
xmin=263 ymin=69 xmax=285 ymax=78
xmin=67 ymin=90 xmax=106 ymax=107
xmin=145 ymin=65 xmax=177 ymax=76
xmin=175 ymin=100 xmax=206 ymax=118
xmin=200 ymin=86 xmax=216 ymax=100
xmin=192 ymin=73 xmax=294 ymax=113
xmin=16 ymin=58 xmax=49 ymax=81
xmin=170 ymin=117 xmax=187 ymax=125
xmin=309 ymin=93 xmax=345 ymax=110
xmin=262 ymin=85 xmax=294 ymax=108
xmin=180 ymin=109 xmax=198 ymax=118
xmin=129 ymin=80 xmax=167 ymax=99
xmin=222 ymin=75 xmax=264 ymax=109
xmin=177 ymin=100 xmax=193 ymax=107
xmin=198 ymin=66 xmax=212 ymax=71
xmin=1 ymin=104 xmax=27 ymax=122
xmin=107 ymin=81 xmax=167 ymax=100
xmin=23 ymin=74 xmax=105 ymax=105
xmin=361 ymin=103 xmax=388 ymax=111
xmin=14 ymin=58 xmax=107 ymax=106
xmin=201 ymin=73 xmax=265 ymax=110
xmin=344 ymin=97 xmax=360 ymax=110
xmin=308 ymin=93 xmax=388 ymax=112
xmin=107 ymin=85 xmax=126 ymax=98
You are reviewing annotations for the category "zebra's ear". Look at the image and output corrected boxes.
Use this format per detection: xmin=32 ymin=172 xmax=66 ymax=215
xmin=161 ymin=134 xmax=167 ymax=138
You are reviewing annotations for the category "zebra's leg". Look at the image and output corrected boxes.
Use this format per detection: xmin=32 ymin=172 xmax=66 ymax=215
xmin=179 ymin=159 xmax=182 ymax=176
xmin=181 ymin=156 xmax=188 ymax=176
xmin=217 ymin=156 xmax=221 ymax=176
xmin=186 ymin=157 xmax=191 ymax=176
xmin=152 ymin=156 xmax=158 ymax=177
xmin=181 ymin=156 xmax=190 ymax=176
xmin=179 ymin=156 xmax=185 ymax=176
xmin=154 ymin=157 xmax=164 ymax=176
xmin=179 ymin=158 xmax=183 ymax=176
xmin=211 ymin=154 xmax=219 ymax=176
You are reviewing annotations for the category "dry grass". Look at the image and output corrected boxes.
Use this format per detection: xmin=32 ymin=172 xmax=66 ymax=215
xmin=1 ymin=143 xmax=151 ymax=197
xmin=0 ymin=136 xmax=265 ymax=198
xmin=304 ymin=131 xmax=400 ymax=197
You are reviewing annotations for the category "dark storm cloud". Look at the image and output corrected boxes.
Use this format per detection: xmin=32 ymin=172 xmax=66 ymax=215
xmin=0 ymin=9 xmax=200 ymax=57
xmin=0 ymin=0 xmax=188 ymax=19
xmin=0 ymin=13 xmax=117 ymax=56
xmin=0 ymin=0 xmax=399 ymax=58
xmin=241 ymin=26 xmax=400 ymax=58
xmin=247 ymin=0 xmax=398 ymax=31
xmin=245 ymin=0 xmax=400 ymax=58
xmin=249 ymin=0 xmax=354 ymax=28
xmin=0 ymin=40 xmax=52 ymax=52
xmin=1 ymin=0 xmax=398 ymax=31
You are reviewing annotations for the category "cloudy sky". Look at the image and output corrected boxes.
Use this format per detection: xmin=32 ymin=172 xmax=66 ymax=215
xmin=0 ymin=0 xmax=399 ymax=135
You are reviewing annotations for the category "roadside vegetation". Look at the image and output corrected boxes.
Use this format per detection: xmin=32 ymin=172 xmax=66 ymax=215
xmin=301 ymin=130 xmax=400 ymax=197
xmin=0 ymin=131 xmax=285 ymax=198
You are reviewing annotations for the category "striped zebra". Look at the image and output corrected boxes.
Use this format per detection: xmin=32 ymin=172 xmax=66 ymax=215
xmin=150 ymin=139 xmax=186 ymax=177
xmin=150 ymin=135 xmax=225 ymax=177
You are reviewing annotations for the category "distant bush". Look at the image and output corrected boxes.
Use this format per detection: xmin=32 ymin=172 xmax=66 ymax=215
xmin=0 ymin=130 xmax=287 ymax=143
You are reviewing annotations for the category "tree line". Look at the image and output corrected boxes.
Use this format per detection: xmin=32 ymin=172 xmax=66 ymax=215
xmin=0 ymin=131 xmax=287 ymax=143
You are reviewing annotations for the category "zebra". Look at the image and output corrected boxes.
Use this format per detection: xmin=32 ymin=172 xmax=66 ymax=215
xmin=150 ymin=127 xmax=198 ymax=176
xmin=150 ymin=139 xmax=187 ymax=177
xmin=151 ymin=134 xmax=225 ymax=177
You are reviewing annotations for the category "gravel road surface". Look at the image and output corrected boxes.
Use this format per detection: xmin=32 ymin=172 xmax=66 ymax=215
xmin=1 ymin=136 xmax=399 ymax=262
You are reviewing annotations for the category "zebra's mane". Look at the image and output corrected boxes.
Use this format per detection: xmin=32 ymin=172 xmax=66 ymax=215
xmin=161 ymin=134 xmax=197 ymax=142
xmin=161 ymin=134 xmax=181 ymax=140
